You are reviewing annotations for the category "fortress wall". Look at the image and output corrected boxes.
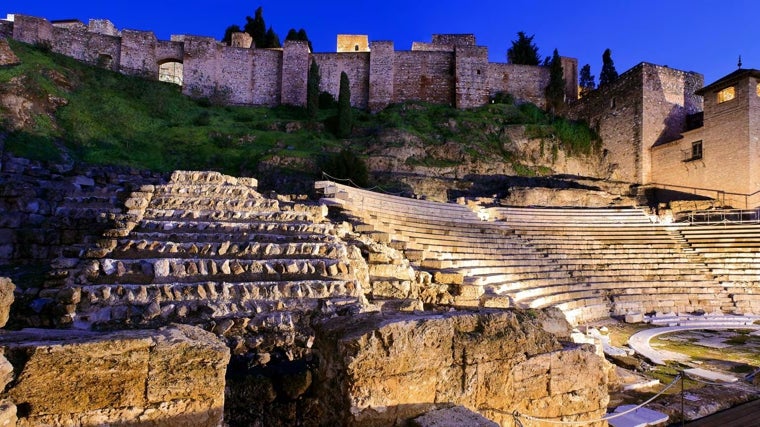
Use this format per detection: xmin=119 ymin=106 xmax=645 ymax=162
xmin=411 ymin=42 xmax=452 ymax=52
xmin=281 ymin=40 xmax=310 ymax=106
xmin=641 ymin=64 xmax=703 ymax=182
xmin=119 ymin=29 xmax=158 ymax=78
xmin=51 ymin=26 xmax=121 ymax=71
xmin=251 ymin=49 xmax=282 ymax=106
xmin=0 ymin=21 xmax=11 ymax=39
xmin=454 ymin=46 xmax=489 ymax=108
xmin=182 ymin=36 xmax=221 ymax=99
xmin=12 ymin=15 xmax=53 ymax=45
xmin=432 ymin=34 xmax=476 ymax=46
xmin=561 ymin=56 xmax=579 ymax=100
xmin=155 ymin=40 xmax=183 ymax=62
xmin=88 ymin=19 xmax=118 ymax=37
xmin=393 ymin=51 xmax=455 ymax=105
xmin=368 ymin=41 xmax=395 ymax=112
xmin=568 ymin=64 xmax=645 ymax=182
xmin=216 ymin=46 xmax=255 ymax=105
xmin=487 ymin=63 xmax=549 ymax=108
xmin=750 ymin=76 xmax=760 ymax=195
xmin=313 ymin=52 xmax=371 ymax=108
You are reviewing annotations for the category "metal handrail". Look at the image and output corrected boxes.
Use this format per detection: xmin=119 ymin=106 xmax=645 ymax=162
xmin=674 ymin=208 xmax=760 ymax=225
xmin=647 ymin=182 xmax=760 ymax=209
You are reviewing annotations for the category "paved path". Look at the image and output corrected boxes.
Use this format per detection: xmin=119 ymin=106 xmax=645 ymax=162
xmin=628 ymin=324 xmax=760 ymax=365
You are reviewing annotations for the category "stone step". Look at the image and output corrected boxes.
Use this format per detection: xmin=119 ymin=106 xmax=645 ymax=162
xmin=110 ymin=240 xmax=348 ymax=260
xmin=85 ymin=257 xmax=356 ymax=285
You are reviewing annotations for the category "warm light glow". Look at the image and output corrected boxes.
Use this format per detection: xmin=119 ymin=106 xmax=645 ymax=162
xmin=756 ymin=82 xmax=760 ymax=97
xmin=159 ymin=61 xmax=183 ymax=86
xmin=717 ymin=86 xmax=735 ymax=103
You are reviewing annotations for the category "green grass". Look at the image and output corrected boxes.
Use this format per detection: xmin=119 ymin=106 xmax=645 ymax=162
xmin=1 ymin=39 xmax=601 ymax=179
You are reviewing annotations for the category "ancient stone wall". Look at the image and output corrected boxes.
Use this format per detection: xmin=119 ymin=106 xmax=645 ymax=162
xmin=119 ymin=29 xmax=158 ymax=78
xmin=51 ymin=25 xmax=121 ymax=71
xmin=1 ymin=324 xmax=229 ymax=427
xmin=394 ymin=51 xmax=455 ymax=105
xmin=368 ymin=41 xmax=395 ymax=112
xmin=281 ymin=40 xmax=310 ymax=106
xmin=7 ymin=14 xmax=580 ymax=111
xmin=313 ymin=53 xmax=371 ymax=109
xmin=0 ymin=20 xmax=13 ymax=39
xmin=455 ymin=46 xmax=489 ymax=108
xmin=487 ymin=63 xmax=550 ymax=108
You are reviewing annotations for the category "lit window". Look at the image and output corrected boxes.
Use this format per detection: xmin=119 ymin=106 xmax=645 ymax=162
xmin=717 ymin=86 xmax=735 ymax=103
xmin=756 ymin=82 xmax=760 ymax=97
xmin=691 ymin=140 xmax=703 ymax=160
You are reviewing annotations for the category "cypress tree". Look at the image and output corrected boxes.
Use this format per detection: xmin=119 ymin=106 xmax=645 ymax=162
xmin=337 ymin=72 xmax=352 ymax=138
xmin=579 ymin=64 xmax=595 ymax=97
xmin=244 ymin=7 xmax=267 ymax=48
xmin=264 ymin=26 xmax=281 ymax=48
xmin=599 ymin=48 xmax=619 ymax=87
xmin=545 ymin=49 xmax=566 ymax=114
xmin=307 ymin=60 xmax=321 ymax=120
xmin=507 ymin=31 xmax=540 ymax=66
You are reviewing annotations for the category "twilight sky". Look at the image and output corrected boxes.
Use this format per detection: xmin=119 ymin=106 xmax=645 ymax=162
xmin=3 ymin=0 xmax=758 ymax=85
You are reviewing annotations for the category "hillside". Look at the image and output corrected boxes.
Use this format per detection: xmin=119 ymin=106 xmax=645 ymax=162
xmin=0 ymin=38 xmax=612 ymax=199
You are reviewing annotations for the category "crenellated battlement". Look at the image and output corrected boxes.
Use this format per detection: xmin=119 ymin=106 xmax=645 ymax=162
xmin=3 ymin=14 xmax=577 ymax=111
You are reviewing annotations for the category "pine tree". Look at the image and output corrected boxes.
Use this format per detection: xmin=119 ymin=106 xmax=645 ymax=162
xmin=507 ymin=31 xmax=540 ymax=66
xmin=599 ymin=48 xmax=619 ymax=87
xmin=222 ymin=25 xmax=242 ymax=45
xmin=307 ymin=60 xmax=321 ymax=120
xmin=244 ymin=7 xmax=267 ymax=48
xmin=337 ymin=72 xmax=352 ymax=138
xmin=545 ymin=49 xmax=566 ymax=114
xmin=579 ymin=64 xmax=595 ymax=97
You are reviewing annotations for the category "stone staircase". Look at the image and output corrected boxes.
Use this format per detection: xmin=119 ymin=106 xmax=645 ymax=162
xmin=50 ymin=172 xmax=367 ymax=353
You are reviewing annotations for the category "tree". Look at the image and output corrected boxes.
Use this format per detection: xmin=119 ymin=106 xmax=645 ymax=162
xmin=545 ymin=49 xmax=566 ymax=114
xmin=307 ymin=60 xmax=321 ymax=120
xmin=264 ymin=26 xmax=281 ymax=48
xmin=579 ymin=64 xmax=595 ymax=97
xmin=222 ymin=24 xmax=242 ymax=45
xmin=599 ymin=48 xmax=619 ymax=87
xmin=244 ymin=7 xmax=267 ymax=48
xmin=337 ymin=72 xmax=352 ymax=138
xmin=322 ymin=149 xmax=368 ymax=187
xmin=507 ymin=31 xmax=540 ymax=66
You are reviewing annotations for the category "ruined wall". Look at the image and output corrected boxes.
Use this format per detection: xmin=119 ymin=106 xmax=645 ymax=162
xmin=487 ymin=63 xmax=550 ymax=108
xmin=50 ymin=25 xmax=121 ymax=71
xmin=181 ymin=36 xmax=221 ymax=99
xmin=561 ymin=57 xmax=579 ymax=101
xmin=568 ymin=65 xmax=646 ymax=182
xmin=313 ymin=53 xmax=371 ymax=109
xmin=394 ymin=51 xmax=455 ymax=105
xmin=8 ymin=14 xmax=581 ymax=111
xmin=455 ymin=46 xmax=489 ymax=108
xmin=119 ymin=29 xmax=158 ymax=78
xmin=281 ymin=40 xmax=310 ymax=106
xmin=251 ymin=49 xmax=282 ymax=105
xmin=368 ymin=41 xmax=395 ymax=112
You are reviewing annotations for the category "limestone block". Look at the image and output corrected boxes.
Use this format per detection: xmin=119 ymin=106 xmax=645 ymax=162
xmin=0 ymin=278 xmax=15 ymax=328
xmin=412 ymin=406 xmax=499 ymax=427
xmin=0 ymin=399 xmax=16 ymax=427
xmin=434 ymin=271 xmax=464 ymax=285
xmin=1 ymin=325 xmax=229 ymax=427
xmin=313 ymin=309 xmax=603 ymax=426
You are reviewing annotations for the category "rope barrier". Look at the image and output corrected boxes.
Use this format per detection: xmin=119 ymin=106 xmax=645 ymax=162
xmin=502 ymin=374 xmax=682 ymax=425
xmin=682 ymin=371 xmax=738 ymax=386
xmin=320 ymin=171 xmax=405 ymax=196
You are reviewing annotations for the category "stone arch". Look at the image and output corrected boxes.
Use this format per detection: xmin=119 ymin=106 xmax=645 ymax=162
xmin=157 ymin=58 xmax=183 ymax=86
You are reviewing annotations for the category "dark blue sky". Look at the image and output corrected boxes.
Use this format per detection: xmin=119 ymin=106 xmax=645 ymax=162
xmin=3 ymin=1 xmax=758 ymax=85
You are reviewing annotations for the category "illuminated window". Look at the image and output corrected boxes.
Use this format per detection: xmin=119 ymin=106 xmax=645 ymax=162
xmin=756 ymin=82 xmax=760 ymax=97
xmin=717 ymin=86 xmax=735 ymax=103
xmin=691 ymin=140 xmax=703 ymax=160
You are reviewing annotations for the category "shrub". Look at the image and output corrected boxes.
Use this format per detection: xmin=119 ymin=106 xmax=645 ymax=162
xmin=322 ymin=149 xmax=368 ymax=187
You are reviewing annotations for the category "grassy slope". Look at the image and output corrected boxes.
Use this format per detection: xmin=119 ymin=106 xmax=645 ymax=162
xmin=0 ymin=39 xmax=599 ymax=179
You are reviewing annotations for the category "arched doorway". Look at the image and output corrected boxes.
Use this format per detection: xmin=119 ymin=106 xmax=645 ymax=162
xmin=158 ymin=60 xmax=183 ymax=86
